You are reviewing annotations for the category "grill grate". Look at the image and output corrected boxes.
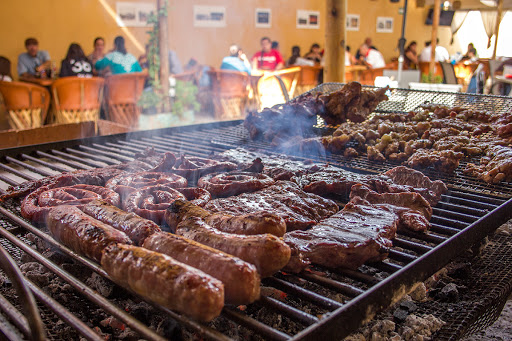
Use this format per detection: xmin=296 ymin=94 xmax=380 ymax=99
xmin=0 ymin=98 xmax=511 ymax=340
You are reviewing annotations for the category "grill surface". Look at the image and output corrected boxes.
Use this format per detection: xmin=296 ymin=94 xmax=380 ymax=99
xmin=0 ymin=87 xmax=511 ymax=340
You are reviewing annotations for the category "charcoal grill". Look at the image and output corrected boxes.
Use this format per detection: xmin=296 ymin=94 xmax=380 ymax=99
xmin=0 ymin=85 xmax=511 ymax=340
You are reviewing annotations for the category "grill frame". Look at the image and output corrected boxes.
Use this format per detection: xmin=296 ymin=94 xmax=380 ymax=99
xmin=0 ymin=87 xmax=511 ymax=340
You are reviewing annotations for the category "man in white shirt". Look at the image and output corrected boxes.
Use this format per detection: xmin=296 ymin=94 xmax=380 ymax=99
xmin=358 ymin=44 xmax=386 ymax=68
xmin=418 ymin=39 xmax=450 ymax=62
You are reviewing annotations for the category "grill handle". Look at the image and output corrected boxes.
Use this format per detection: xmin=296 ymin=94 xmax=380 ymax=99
xmin=0 ymin=243 xmax=46 ymax=341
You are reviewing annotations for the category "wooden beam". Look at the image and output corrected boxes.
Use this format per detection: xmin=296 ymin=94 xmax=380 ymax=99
xmin=492 ymin=0 xmax=503 ymax=59
xmin=429 ymin=0 xmax=441 ymax=81
xmin=158 ymin=0 xmax=170 ymax=111
xmin=324 ymin=0 xmax=346 ymax=83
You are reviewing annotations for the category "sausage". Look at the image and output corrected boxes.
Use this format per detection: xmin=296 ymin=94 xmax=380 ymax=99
xmin=143 ymin=232 xmax=260 ymax=305
xmin=81 ymin=200 xmax=161 ymax=246
xmin=165 ymin=199 xmax=286 ymax=237
xmin=101 ymin=244 xmax=224 ymax=322
xmin=176 ymin=217 xmax=291 ymax=278
xmin=46 ymin=205 xmax=132 ymax=262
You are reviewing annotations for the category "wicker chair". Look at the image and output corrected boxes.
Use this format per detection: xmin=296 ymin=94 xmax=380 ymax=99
xmin=257 ymin=67 xmax=301 ymax=110
xmin=104 ymin=72 xmax=146 ymax=127
xmin=51 ymin=77 xmax=104 ymax=124
xmin=207 ymin=69 xmax=249 ymax=120
xmin=296 ymin=65 xmax=322 ymax=96
xmin=0 ymin=81 xmax=50 ymax=130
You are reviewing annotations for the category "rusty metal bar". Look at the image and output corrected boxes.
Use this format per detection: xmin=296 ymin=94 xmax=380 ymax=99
xmin=0 ymin=163 xmax=38 ymax=181
xmin=21 ymin=154 xmax=76 ymax=173
xmin=36 ymin=151 xmax=91 ymax=170
xmin=4 ymin=157 xmax=55 ymax=177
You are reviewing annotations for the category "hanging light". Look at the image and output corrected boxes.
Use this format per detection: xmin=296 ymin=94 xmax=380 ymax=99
xmin=443 ymin=1 xmax=451 ymax=10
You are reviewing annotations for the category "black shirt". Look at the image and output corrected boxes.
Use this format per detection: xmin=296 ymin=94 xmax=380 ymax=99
xmin=59 ymin=58 xmax=93 ymax=77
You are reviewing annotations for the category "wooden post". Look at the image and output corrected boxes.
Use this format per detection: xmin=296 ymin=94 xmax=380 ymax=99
xmin=492 ymin=0 xmax=503 ymax=59
xmin=158 ymin=0 xmax=170 ymax=111
xmin=429 ymin=0 xmax=441 ymax=82
xmin=324 ymin=0 xmax=346 ymax=83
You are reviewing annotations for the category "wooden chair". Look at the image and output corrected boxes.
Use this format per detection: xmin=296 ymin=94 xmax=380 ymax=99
xmin=51 ymin=77 xmax=104 ymax=124
xmin=0 ymin=81 xmax=50 ymax=130
xmin=440 ymin=62 xmax=458 ymax=85
xmin=257 ymin=67 xmax=301 ymax=109
xmin=207 ymin=69 xmax=249 ymax=120
xmin=418 ymin=61 xmax=444 ymax=82
xmin=296 ymin=65 xmax=323 ymax=96
xmin=104 ymin=72 xmax=146 ymax=127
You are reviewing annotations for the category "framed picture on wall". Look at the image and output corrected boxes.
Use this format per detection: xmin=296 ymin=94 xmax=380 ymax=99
xmin=116 ymin=2 xmax=156 ymax=27
xmin=346 ymin=14 xmax=360 ymax=31
xmin=296 ymin=10 xmax=320 ymax=29
xmin=376 ymin=16 xmax=394 ymax=33
xmin=193 ymin=5 xmax=226 ymax=27
xmin=255 ymin=8 xmax=271 ymax=28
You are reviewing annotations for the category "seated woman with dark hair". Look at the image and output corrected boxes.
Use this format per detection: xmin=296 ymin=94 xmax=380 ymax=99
xmin=59 ymin=43 xmax=93 ymax=78
xmin=0 ymin=56 xmax=13 ymax=81
xmin=287 ymin=46 xmax=314 ymax=67
xmin=95 ymin=36 xmax=142 ymax=75
xmin=304 ymin=43 xmax=322 ymax=64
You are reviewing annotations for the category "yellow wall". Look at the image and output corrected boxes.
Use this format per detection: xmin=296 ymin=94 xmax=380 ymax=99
xmin=0 ymin=0 xmax=457 ymax=80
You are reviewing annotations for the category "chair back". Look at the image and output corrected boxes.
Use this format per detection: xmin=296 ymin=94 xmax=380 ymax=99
xmin=173 ymin=70 xmax=197 ymax=83
xmin=0 ymin=81 xmax=50 ymax=129
xmin=104 ymin=72 xmax=146 ymax=126
xmin=207 ymin=69 xmax=249 ymax=119
xmin=208 ymin=69 xmax=249 ymax=98
xmin=440 ymin=62 xmax=458 ymax=85
xmin=298 ymin=65 xmax=322 ymax=86
xmin=52 ymin=77 xmax=104 ymax=123
xmin=418 ymin=61 xmax=444 ymax=81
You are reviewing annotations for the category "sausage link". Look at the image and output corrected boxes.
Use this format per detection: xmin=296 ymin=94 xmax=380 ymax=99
xmin=101 ymin=244 xmax=224 ymax=322
xmin=176 ymin=217 xmax=291 ymax=277
xmin=46 ymin=205 xmax=132 ymax=262
xmin=82 ymin=200 xmax=161 ymax=246
xmin=143 ymin=232 xmax=260 ymax=305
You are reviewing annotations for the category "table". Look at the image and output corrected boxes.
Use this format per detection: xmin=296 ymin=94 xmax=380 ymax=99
xmin=345 ymin=65 xmax=367 ymax=82
xmin=494 ymin=75 xmax=512 ymax=96
xmin=19 ymin=75 xmax=54 ymax=87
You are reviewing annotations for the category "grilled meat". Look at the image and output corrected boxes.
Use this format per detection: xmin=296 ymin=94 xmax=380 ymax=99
xmin=197 ymin=171 xmax=275 ymax=197
xmin=176 ymin=217 xmax=291 ymax=277
xmin=165 ymin=199 xmax=286 ymax=237
xmin=284 ymin=200 xmax=398 ymax=272
xmin=406 ymin=149 xmax=464 ymax=173
xmin=465 ymin=145 xmax=512 ymax=183
xmin=46 ymin=205 xmax=132 ymax=263
xmin=143 ymin=232 xmax=260 ymax=305
xmin=204 ymin=181 xmax=339 ymax=231
xmin=81 ymin=200 xmax=161 ymax=246
xmin=101 ymin=244 xmax=224 ymax=322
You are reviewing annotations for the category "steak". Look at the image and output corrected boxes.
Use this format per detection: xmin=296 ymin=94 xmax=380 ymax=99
xmin=284 ymin=200 xmax=398 ymax=272
xmin=204 ymin=181 xmax=339 ymax=231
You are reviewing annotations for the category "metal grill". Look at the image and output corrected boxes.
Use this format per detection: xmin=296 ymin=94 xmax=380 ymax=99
xmin=0 ymin=89 xmax=511 ymax=340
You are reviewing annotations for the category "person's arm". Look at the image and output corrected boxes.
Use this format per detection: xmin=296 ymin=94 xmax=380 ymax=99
xmin=17 ymin=55 xmax=30 ymax=76
xmin=275 ymin=51 xmax=284 ymax=70
xmin=95 ymin=55 xmax=110 ymax=71
xmin=405 ymin=50 xmax=418 ymax=65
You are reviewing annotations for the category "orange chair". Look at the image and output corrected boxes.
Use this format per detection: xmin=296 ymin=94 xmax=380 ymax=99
xmin=104 ymin=72 xmax=146 ymax=127
xmin=207 ymin=69 xmax=249 ymax=120
xmin=418 ymin=61 xmax=444 ymax=82
xmin=0 ymin=81 xmax=50 ymax=129
xmin=296 ymin=65 xmax=323 ymax=95
xmin=51 ymin=77 xmax=104 ymax=124
xmin=257 ymin=67 xmax=301 ymax=109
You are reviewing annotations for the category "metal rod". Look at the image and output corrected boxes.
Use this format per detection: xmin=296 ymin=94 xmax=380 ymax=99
xmin=429 ymin=223 xmax=461 ymax=235
xmin=258 ymin=295 xmax=319 ymax=326
xmin=0 ymin=292 xmax=31 ymax=337
xmin=223 ymin=308 xmax=290 ymax=341
xmin=5 ymin=157 xmax=55 ymax=177
xmin=430 ymin=216 xmax=469 ymax=230
xmin=0 ymin=315 xmax=23 ymax=341
xmin=92 ymin=143 xmax=136 ymax=156
xmin=393 ymin=237 xmax=432 ymax=254
xmin=298 ymin=273 xmax=364 ymax=297
xmin=21 ymin=154 xmax=76 ymax=173
xmin=387 ymin=249 xmax=417 ymax=264
xmin=79 ymin=145 xmax=134 ymax=162
xmin=0 ymin=163 xmax=38 ymax=181
xmin=65 ymin=148 xmax=120 ymax=165
xmin=333 ymin=268 xmax=381 ymax=286
xmin=433 ymin=208 xmax=480 ymax=223
xmin=0 ymin=243 xmax=45 ymax=341
xmin=50 ymin=150 xmax=106 ymax=168
xmin=0 ymin=174 xmax=18 ymax=186
xmin=36 ymin=151 xmax=91 ymax=170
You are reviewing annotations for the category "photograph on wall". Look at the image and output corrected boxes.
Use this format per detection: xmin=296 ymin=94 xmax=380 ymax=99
xmin=346 ymin=14 xmax=360 ymax=31
xmin=296 ymin=10 xmax=320 ymax=29
xmin=116 ymin=2 xmax=156 ymax=27
xmin=193 ymin=5 xmax=226 ymax=27
xmin=255 ymin=8 xmax=271 ymax=28
xmin=376 ymin=16 xmax=394 ymax=33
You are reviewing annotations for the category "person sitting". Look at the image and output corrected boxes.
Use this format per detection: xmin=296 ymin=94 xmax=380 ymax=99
xmin=251 ymin=37 xmax=284 ymax=71
xmin=404 ymin=41 xmax=418 ymax=69
xmin=271 ymin=41 xmax=279 ymax=52
xmin=139 ymin=46 xmax=183 ymax=75
xmin=59 ymin=43 xmax=93 ymax=78
xmin=0 ymin=56 xmax=13 ymax=81
xmin=87 ymin=37 xmax=105 ymax=75
xmin=304 ymin=43 xmax=322 ymax=64
xmin=17 ymin=37 xmax=52 ymax=78
xmin=461 ymin=43 xmax=478 ymax=62
xmin=95 ymin=36 xmax=142 ymax=75
xmin=355 ymin=37 xmax=378 ymax=61
xmin=358 ymin=44 xmax=385 ymax=69
xmin=418 ymin=39 xmax=449 ymax=62
xmin=220 ymin=44 xmax=251 ymax=75
xmin=345 ymin=46 xmax=356 ymax=66
xmin=287 ymin=46 xmax=314 ymax=67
